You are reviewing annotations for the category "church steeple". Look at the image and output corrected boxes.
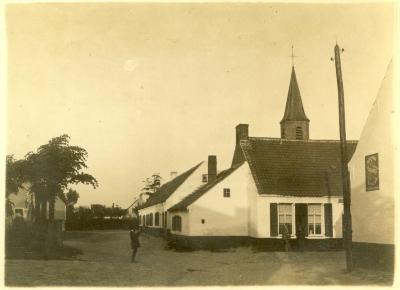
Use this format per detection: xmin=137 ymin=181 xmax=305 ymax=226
xmin=280 ymin=66 xmax=310 ymax=140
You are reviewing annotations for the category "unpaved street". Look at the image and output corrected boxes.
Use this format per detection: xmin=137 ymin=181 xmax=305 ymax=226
xmin=5 ymin=230 xmax=393 ymax=286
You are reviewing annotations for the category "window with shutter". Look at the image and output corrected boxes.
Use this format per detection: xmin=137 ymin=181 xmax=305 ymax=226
xmin=270 ymin=203 xmax=278 ymax=237
xmin=324 ymin=203 xmax=333 ymax=237
xmin=308 ymin=204 xmax=322 ymax=235
xmin=278 ymin=204 xmax=293 ymax=235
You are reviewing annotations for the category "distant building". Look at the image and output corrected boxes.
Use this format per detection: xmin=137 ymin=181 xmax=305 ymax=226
xmin=348 ymin=61 xmax=394 ymax=271
xmin=141 ymin=64 xmax=358 ymax=250
xmin=8 ymin=185 xmax=66 ymax=225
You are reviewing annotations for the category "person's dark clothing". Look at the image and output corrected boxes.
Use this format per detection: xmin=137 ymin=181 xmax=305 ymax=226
xmin=282 ymin=224 xmax=291 ymax=252
xmin=130 ymin=229 xmax=141 ymax=262
xmin=297 ymin=225 xmax=306 ymax=251
xmin=130 ymin=230 xmax=141 ymax=248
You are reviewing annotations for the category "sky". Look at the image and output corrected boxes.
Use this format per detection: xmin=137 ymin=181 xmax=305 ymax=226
xmin=5 ymin=2 xmax=394 ymax=208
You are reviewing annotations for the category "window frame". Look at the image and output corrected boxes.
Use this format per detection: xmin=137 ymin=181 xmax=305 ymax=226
xmin=155 ymin=212 xmax=160 ymax=226
xmin=172 ymin=215 xmax=182 ymax=232
xmin=278 ymin=203 xmax=293 ymax=236
xmin=150 ymin=213 xmax=153 ymax=226
xmin=223 ymin=188 xmax=231 ymax=198
xmin=307 ymin=204 xmax=322 ymax=236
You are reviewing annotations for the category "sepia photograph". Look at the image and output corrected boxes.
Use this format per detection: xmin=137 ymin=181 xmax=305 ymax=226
xmin=2 ymin=0 xmax=398 ymax=287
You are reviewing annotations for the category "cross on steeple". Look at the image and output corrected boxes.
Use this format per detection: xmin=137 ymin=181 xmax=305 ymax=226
xmin=289 ymin=45 xmax=296 ymax=66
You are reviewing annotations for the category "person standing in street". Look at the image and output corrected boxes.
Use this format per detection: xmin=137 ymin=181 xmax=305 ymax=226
xmin=282 ymin=224 xmax=291 ymax=252
xmin=297 ymin=224 xmax=306 ymax=252
xmin=130 ymin=226 xmax=141 ymax=263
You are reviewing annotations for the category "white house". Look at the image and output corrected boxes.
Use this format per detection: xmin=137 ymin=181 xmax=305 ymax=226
xmin=137 ymin=157 xmax=219 ymax=236
xmin=348 ymin=61 xmax=394 ymax=271
xmin=166 ymin=65 xmax=358 ymax=250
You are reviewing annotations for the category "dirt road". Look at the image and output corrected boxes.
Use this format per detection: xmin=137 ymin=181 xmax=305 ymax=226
xmin=5 ymin=230 xmax=393 ymax=286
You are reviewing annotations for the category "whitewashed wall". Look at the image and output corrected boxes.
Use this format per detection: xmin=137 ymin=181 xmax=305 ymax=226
xmin=246 ymin=163 xmax=259 ymax=237
xmin=253 ymin=195 xmax=343 ymax=239
xmin=138 ymin=202 xmax=164 ymax=228
xmin=138 ymin=161 xmax=207 ymax=230
xmin=349 ymin=62 xmax=394 ymax=245
xmin=170 ymin=211 xmax=190 ymax=235
xmin=187 ymin=164 xmax=249 ymax=236
xmin=165 ymin=162 xmax=208 ymax=229
xmin=165 ymin=162 xmax=207 ymax=211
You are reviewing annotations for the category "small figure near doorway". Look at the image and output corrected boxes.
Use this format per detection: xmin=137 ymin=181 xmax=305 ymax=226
xmin=297 ymin=224 xmax=306 ymax=251
xmin=282 ymin=223 xmax=291 ymax=252
xmin=130 ymin=226 xmax=141 ymax=263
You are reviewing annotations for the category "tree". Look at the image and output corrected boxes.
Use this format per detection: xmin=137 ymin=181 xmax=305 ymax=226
xmin=141 ymin=173 xmax=162 ymax=196
xmin=60 ymin=188 xmax=80 ymax=207
xmin=22 ymin=134 xmax=98 ymax=223
xmin=6 ymin=155 xmax=26 ymax=197
xmin=59 ymin=189 xmax=80 ymax=221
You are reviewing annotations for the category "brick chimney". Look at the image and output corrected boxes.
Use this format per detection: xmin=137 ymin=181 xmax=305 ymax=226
xmin=231 ymin=124 xmax=249 ymax=167
xmin=208 ymin=155 xmax=217 ymax=182
xmin=235 ymin=124 xmax=249 ymax=145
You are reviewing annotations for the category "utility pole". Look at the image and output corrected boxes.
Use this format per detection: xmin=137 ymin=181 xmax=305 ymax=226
xmin=333 ymin=43 xmax=353 ymax=272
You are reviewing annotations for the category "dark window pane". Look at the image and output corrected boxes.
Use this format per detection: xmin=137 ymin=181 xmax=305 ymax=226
xmin=316 ymin=224 xmax=321 ymax=234
xmin=308 ymin=224 xmax=314 ymax=235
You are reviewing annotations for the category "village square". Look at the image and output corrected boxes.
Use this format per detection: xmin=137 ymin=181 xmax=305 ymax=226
xmin=3 ymin=1 xmax=397 ymax=287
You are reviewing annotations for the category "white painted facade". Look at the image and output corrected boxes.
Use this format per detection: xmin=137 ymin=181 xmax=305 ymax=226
xmin=170 ymin=162 xmax=343 ymax=239
xmin=139 ymin=202 xmax=164 ymax=228
xmin=138 ymin=161 xmax=210 ymax=230
xmin=177 ymin=163 xmax=249 ymax=236
xmin=253 ymin=195 xmax=343 ymax=239
xmin=349 ymin=61 xmax=394 ymax=245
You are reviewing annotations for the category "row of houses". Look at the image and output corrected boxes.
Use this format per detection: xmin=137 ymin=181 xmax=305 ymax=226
xmin=138 ymin=58 xmax=395 ymax=270
xmin=137 ymin=64 xmax=359 ymax=251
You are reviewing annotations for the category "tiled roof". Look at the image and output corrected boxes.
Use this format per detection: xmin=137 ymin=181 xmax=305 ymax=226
xmin=168 ymin=163 xmax=244 ymax=212
xmin=241 ymin=137 xmax=357 ymax=197
xmin=137 ymin=162 xmax=203 ymax=210
xmin=281 ymin=66 xmax=309 ymax=122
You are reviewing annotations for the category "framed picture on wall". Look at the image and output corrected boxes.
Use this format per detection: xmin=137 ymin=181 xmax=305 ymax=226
xmin=365 ymin=153 xmax=379 ymax=191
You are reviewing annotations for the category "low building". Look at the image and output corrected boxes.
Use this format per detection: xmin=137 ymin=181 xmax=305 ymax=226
xmin=137 ymin=160 xmax=209 ymax=235
xmin=348 ymin=61 xmax=394 ymax=272
xmin=166 ymin=64 xmax=358 ymax=250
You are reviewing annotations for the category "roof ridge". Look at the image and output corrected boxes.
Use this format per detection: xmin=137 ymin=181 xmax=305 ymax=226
xmin=137 ymin=161 xmax=204 ymax=210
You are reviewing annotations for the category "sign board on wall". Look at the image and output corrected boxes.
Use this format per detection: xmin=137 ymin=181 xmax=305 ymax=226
xmin=365 ymin=153 xmax=379 ymax=191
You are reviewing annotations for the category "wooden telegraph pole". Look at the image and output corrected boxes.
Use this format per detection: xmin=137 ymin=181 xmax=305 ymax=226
xmin=333 ymin=43 xmax=353 ymax=272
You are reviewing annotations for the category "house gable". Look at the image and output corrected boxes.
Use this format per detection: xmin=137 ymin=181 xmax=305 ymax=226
xmin=137 ymin=161 xmax=203 ymax=210
xmin=185 ymin=163 xmax=249 ymax=236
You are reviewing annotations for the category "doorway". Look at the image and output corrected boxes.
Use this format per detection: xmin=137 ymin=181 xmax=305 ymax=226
xmin=295 ymin=203 xmax=308 ymax=237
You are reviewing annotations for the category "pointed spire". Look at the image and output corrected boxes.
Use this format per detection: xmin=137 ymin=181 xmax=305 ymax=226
xmin=280 ymin=66 xmax=309 ymax=123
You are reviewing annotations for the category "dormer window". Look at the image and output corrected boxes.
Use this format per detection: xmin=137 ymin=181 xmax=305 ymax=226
xmin=202 ymin=174 xmax=208 ymax=183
